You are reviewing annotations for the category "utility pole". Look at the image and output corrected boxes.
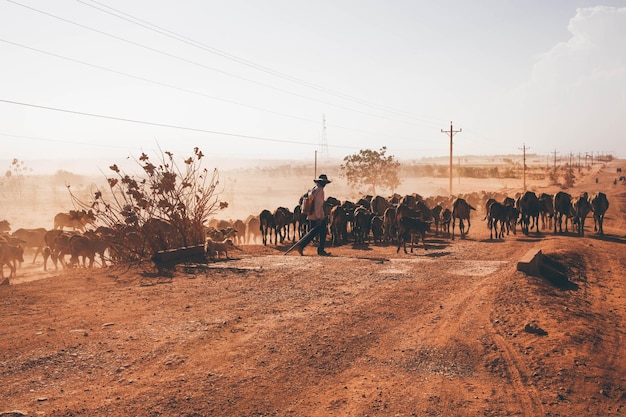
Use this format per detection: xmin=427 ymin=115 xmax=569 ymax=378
xmin=519 ymin=143 xmax=530 ymax=192
xmin=319 ymin=114 xmax=329 ymax=159
xmin=441 ymin=121 xmax=462 ymax=196
xmin=552 ymin=149 xmax=558 ymax=171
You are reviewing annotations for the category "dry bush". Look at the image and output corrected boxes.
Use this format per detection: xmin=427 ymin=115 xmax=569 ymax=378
xmin=70 ymin=147 xmax=225 ymax=262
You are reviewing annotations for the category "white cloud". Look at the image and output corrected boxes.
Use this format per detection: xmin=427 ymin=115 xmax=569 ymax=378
xmin=521 ymin=6 xmax=626 ymax=155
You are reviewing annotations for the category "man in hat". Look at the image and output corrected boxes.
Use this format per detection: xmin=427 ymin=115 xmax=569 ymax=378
xmin=294 ymin=174 xmax=332 ymax=256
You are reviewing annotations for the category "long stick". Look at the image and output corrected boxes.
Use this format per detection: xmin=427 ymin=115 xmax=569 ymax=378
xmin=284 ymin=223 xmax=322 ymax=255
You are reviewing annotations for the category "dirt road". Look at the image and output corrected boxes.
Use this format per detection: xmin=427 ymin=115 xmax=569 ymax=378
xmin=1 ymin=161 xmax=625 ymax=416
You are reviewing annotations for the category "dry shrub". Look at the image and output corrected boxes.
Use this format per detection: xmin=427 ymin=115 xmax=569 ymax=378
xmin=70 ymin=147 xmax=225 ymax=262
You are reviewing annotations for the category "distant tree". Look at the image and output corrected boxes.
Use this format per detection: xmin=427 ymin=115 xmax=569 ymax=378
xmin=5 ymin=158 xmax=31 ymax=199
xmin=53 ymin=169 xmax=84 ymax=186
xmin=563 ymin=167 xmax=576 ymax=188
xmin=340 ymin=146 xmax=401 ymax=195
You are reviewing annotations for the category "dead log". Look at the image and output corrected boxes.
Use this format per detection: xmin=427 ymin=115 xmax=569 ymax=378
xmin=151 ymin=245 xmax=205 ymax=268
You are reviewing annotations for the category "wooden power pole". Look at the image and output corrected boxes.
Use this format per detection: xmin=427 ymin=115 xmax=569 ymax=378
xmin=441 ymin=122 xmax=462 ymax=196
xmin=519 ymin=143 xmax=530 ymax=192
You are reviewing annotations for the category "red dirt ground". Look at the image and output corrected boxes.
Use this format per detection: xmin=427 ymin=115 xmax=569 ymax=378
xmin=1 ymin=160 xmax=625 ymax=416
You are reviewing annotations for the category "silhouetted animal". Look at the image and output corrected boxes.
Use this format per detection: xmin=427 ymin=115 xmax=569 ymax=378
xmin=572 ymin=192 xmax=592 ymax=236
xmin=451 ymin=198 xmax=475 ymax=239
xmin=554 ymin=191 xmax=573 ymax=234
xmin=591 ymin=192 xmax=609 ymax=235
xmin=519 ymin=191 xmax=540 ymax=235
xmin=11 ymin=227 xmax=46 ymax=263
xmin=397 ymin=216 xmax=431 ymax=253
xmin=259 ymin=209 xmax=275 ymax=246
xmin=54 ymin=210 xmax=95 ymax=230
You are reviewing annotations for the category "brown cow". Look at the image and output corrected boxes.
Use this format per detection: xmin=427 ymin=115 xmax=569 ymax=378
xmin=142 ymin=218 xmax=180 ymax=251
xmin=245 ymin=216 xmax=261 ymax=245
xmin=0 ymin=240 xmax=24 ymax=279
xmin=370 ymin=195 xmax=391 ymax=217
xmin=83 ymin=230 xmax=109 ymax=267
xmin=54 ymin=210 xmax=96 ymax=230
xmin=11 ymin=227 xmax=46 ymax=263
xmin=43 ymin=229 xmax=77 ymax=270
xmin=68 ymin=234 xmax=96 ymax=268
xmin=232 ymin=219 xmax=246 ymax=245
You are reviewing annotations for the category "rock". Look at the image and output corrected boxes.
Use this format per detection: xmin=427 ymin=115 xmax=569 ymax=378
xmin=524 ymin=323 xmax=548 ymax=336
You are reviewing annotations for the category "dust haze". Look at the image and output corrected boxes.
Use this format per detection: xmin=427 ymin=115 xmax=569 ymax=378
xmin=1 ymin=154 xmax=552 ymax=231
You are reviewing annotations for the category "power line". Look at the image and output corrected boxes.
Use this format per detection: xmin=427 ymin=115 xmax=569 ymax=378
xmin=77 ymin=0 xmax=446 ymax=126
xmin=0 ymin=38 xmax=428 ymax=145
xmin=6 ymin=0 xmax=444 ymax=131
xmin=0 ymin=38 xmax=320 ymax=124
xmin=0 ymin=98 xmax=365 ymax=150
xmin=0 ymin=132 xmax=133 ymax=151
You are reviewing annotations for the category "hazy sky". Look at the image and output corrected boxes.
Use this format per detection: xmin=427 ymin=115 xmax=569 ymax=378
xmin=1 ymin=0 xmax=625 ymax=173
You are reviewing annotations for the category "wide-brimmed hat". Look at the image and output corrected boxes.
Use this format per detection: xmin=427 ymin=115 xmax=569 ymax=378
xmin=314 ymin=174 xmax=331 ymax=184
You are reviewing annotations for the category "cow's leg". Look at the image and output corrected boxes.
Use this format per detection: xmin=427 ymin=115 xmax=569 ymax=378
xmin=451 ymin=217 xmax=456 ymax=240
xmin=32 ymin=247 xmax=43 ymax=264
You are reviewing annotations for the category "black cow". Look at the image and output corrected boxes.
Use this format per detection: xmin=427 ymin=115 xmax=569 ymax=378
xmin=451 ymin=198 xmax=475 ymax=240
xmin=554 ymin=191 xmax=573 ymax=234
xmin=353 ymin=206 xmax=373 ymax=244
xmin=591 ymin=192 xmax=609 ymax=235
xmin=487 ymin=201 xmax=508 ymax=240
xmin=441 ymin=208 xmax=452 ymax=237
xmin=259 ymin=209 xmax=275 ymax=246
xmin=538 ymin=193 xmax=554 ymax=230
xmin=397 ymin=216 xmax=431 ymax=253
xmin=273 ymin=207 xmax=293 ymax=244
xmin=519 ymin=191 xmax=540 ymax=235
xmin=572 ymin=193 xmax=593 ymax=236
xmin=329 ymin=205 xmax=349 ymax=246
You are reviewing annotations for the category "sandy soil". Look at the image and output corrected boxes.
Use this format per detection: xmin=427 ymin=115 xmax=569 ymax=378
xmin=1 ymin=160 xmax=625 ymax=416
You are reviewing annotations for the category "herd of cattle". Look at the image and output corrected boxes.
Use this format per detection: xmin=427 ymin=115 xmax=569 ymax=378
xmin=0 ymin=210 xmax=99 ymax=280
xmin=254 ymin=189 xmax=610 ymax=253
xmin=0 ymin=189 xmax=611 ymax=279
